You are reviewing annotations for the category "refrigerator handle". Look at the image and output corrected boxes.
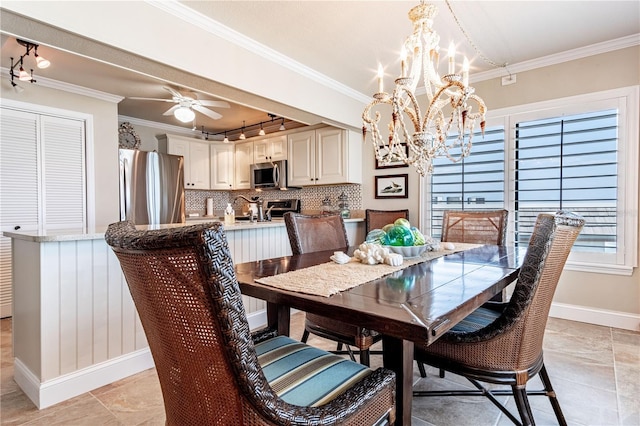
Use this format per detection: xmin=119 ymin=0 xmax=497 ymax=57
xmin=119 ymin=156 xmax=127 ymax=221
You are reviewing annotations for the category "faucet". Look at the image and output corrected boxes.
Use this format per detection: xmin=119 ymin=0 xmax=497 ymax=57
xmin=233 ymin=195 xmax=268 ymax=221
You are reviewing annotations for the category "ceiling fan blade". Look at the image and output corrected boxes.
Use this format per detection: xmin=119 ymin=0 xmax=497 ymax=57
xmin=163 ymin=105 xmax=180 ymax=116
xmin=192 ymin=104 xmax=222 ymax=120
xmin=163 ymin=86 xmax=184 ymax=99
xmin=127 ymin=97 xmax=176 ymax=102
xmin=197 ymin=100 xmax=231 ymax=108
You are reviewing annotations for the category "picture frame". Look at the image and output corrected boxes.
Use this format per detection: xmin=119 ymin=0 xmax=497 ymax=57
xmin=375 ymin=144 xmax=408 ymax=169
xmin=375 ymin=174 xmax=409 ymax=199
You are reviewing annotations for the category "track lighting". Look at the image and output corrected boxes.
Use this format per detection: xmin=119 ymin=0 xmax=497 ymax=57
xmin=239 ymin=121 xmax=246 ymax=140
xmin=8 ymin=39 xmax=50 ymax=89
xmin=200 ymin=114 xmax=288 ymax=141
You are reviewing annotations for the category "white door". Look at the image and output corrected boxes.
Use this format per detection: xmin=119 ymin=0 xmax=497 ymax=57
xmin=0 ymin=107 xmax=86 ymax=318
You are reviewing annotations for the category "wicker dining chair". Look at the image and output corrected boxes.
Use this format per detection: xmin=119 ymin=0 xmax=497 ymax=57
xmin=417 ymin=209 xmax=511 ymax=378
xmin=413 ymin=211 xmax=584 ymax=426
xmin=284 ymin=212 xmax=383 ymax=366
xmin=106 ymin=221 xmax=396 ymax=425
xmin=365 ymin=209 xmax=410 ymax=234
xmin=440 ymin=209 xmax=509 ymax=245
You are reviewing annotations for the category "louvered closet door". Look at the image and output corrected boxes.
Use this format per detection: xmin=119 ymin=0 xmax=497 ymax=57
xmin=41 ymin=116 xmax=86 ymax=228
xmin=0 ymin=108 xmax=86 ymax=318
xmin=0 ymin=109 xmax=40 ymax=318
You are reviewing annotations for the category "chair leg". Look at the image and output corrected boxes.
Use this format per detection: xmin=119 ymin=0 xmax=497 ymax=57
xmin=417 ymin=361 xmax=427 ymax=378
xmin=301 ymin=329 xmax=310 ymax=343
xmin=439 ymin=368 xmax=445 ymax=378
xmin=538 ymin=364 xmax=567 ymax=426
xmin=345 ymin=345 xmax=356 ymax=362
xmin=359 ymin=348 xmax=371 ymax=367
xmin=512 ymin=385 xmax=535 ymax=426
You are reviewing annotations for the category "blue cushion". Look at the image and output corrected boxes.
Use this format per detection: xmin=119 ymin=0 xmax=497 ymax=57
xmin=450 ymin=306 xmax=501 ymax=333
xmin=256 ymin=335 xmax=372 ymax=407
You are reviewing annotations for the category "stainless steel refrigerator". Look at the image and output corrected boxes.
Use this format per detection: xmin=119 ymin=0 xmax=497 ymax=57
xmin=119 ymin=149 xmax=185 ymax=225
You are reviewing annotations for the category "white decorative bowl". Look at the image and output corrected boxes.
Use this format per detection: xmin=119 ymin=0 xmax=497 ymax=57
xmin=384 ymin=244 xmax=430 ymax=259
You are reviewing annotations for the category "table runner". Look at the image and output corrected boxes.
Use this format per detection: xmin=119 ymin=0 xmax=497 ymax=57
xmin=254 ymin=243 xmax=482 ymax=297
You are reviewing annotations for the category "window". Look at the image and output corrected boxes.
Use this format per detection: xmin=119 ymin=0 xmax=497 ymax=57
xmin=423 ymin=87 xmax=638 ymax=275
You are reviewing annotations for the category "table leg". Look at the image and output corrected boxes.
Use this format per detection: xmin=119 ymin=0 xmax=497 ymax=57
xmin=382 ymin=335 xmax=414 ymax=426
xmin=266 ymin=302 xmax=290 ymax=336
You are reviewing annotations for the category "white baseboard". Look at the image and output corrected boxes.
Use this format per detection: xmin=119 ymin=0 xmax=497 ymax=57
xmin=247 ymin=309 xmax=268 ymax=330
xmin=549 ymin=302 xmax=640 ymax=331
xmin=14 ymin=349 xmax=154 ymax=409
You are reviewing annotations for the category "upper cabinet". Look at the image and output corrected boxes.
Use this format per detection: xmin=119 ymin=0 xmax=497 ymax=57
xmin=287 ymin=127 xmax=362 ymax=186
xmin=210 ymin=143 xmax=234 ymax=190
xmin=254 ymin=135 xmax=287 ymax=163
xmin=159 ymin=134 xmax=210 ymax=189
xmin=234 ymin=141 xmax=253 ymax=190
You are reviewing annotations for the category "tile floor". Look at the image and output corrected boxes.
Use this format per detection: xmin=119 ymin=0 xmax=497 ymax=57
xmin=1 ymin=314 xmax=638 ymax=425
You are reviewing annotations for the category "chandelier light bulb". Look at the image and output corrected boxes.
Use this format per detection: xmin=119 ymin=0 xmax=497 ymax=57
xmin=400 ymin=46 xmax=407 ymax=78
xmin=448 ymin=41 xmax=456 ymax=74
xmin=377 ymin=64 xmax=384 ymax=93
xmin=174 ymin=106 xmax=195 ymax=123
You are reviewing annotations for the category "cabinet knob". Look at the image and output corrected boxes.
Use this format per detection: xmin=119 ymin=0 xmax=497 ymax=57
xmin=14 ymin=225 xmax=21 ymax=230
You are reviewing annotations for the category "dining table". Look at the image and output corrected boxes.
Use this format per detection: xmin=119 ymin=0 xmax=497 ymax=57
xmin=235 ymin=243 xmax=526 ymax=425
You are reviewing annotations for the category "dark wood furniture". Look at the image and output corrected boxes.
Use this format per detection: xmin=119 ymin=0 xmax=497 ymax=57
xmin=365 ymin=209 xmax=410 ymax=234
xmin=106 ymin=221 xmax=396 ymax=426
xmin=236 ymin=243 xmax=526 ymax=425
xmin=284 ymin=212 xmax=382 ymax=366
xmin=413 ymin=211 xmax=584 ymax=426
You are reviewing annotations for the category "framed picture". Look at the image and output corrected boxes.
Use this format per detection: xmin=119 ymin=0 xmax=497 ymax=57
xmin=375 ymin=174 xmax=408 ymax=199
xmin=375 ymin=144 xmax=408 ymax=169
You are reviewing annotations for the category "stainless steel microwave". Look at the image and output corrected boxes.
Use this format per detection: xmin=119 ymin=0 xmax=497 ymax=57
xmin=250 ymin=160 xmax=287 ymax=190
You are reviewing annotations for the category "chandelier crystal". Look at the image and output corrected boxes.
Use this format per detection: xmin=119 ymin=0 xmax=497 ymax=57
xmin=362 ymin=1 xmax=487 ymax=176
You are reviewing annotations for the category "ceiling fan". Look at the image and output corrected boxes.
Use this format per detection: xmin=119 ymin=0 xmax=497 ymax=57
xmin=128 ymin=86 xmax=230 ymax=122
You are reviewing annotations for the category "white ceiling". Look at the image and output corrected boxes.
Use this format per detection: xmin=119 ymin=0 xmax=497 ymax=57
xmin=1 ymin=1 xmax=638 ymax=139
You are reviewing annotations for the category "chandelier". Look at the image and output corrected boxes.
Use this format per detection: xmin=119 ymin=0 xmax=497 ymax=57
xmin=362 ymin=1 xmax=487 ymax=176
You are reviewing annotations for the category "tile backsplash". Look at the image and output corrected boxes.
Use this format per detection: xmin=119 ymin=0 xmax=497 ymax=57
xmin=186 ymin=184 xmax=362 ymax=216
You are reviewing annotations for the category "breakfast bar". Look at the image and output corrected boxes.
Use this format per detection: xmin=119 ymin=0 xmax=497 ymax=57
xmin=4 ymin=219 xmax=364 ymax=409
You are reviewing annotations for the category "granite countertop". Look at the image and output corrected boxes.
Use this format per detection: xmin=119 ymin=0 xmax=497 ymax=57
xmin=4 ymin=218 xmax=364 ymax=242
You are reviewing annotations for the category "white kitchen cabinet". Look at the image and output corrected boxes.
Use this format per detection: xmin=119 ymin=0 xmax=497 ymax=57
xmin=254 ymin=135 xmax=287 ymax=163
xmin=287 ymin=127 xmax=362 ymax=186
xmin=235 ymin=141 xmax=253 ymax=190
xmin=159 ymin=134 xmax=210 ymax=189
xmin=210 ymin=143 xmax=235 ymax=190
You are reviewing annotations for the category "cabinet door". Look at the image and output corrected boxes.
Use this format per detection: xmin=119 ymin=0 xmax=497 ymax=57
xmin=267 ymin=135 xmax=287 ymax=161
xmin=287 ymin=130 xmax=316 ymax=186
xmin=189 ymin=141 xmax=211 ymax=189
xmin=210 ymin=143 xmax=234 ymax=190
xmin=235 ymin=141 xmax=253 ymax=189
xmin=166 ymin=138 xmax=192 ymax=186
xmin=253 ymin=139 xmax=270 ymax=163
xmin=315 ymin=127 xmax=347 ymax=185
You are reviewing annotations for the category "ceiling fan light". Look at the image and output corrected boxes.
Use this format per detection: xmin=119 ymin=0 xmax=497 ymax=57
xmin=174 ymin=106 xmax=195 ymax=123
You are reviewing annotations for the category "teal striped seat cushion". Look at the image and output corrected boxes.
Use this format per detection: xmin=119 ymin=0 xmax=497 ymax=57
xmin=450 ymin=306 xmax=501 ymax=333
xmin=255 ymin=335 xmax=372 ymax=407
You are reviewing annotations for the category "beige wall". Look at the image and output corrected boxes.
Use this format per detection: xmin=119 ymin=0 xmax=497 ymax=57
xmin=1 ymin=83 xmax=121 ymax=227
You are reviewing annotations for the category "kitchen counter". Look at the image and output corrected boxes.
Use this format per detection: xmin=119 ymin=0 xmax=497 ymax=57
xmin=3 ymin=217 xmax=364 ymax=242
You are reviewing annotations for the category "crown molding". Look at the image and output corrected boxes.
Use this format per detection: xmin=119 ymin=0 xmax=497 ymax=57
xmin=1 ymin=67 xmax=123 ymax=103
xmin=119 ymin=115 xmax=200 ymax=136
xmin=146 ymin=0 xmax=371 ymax=104
xmin=471 ymin=34 xmax=640 ymax=83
